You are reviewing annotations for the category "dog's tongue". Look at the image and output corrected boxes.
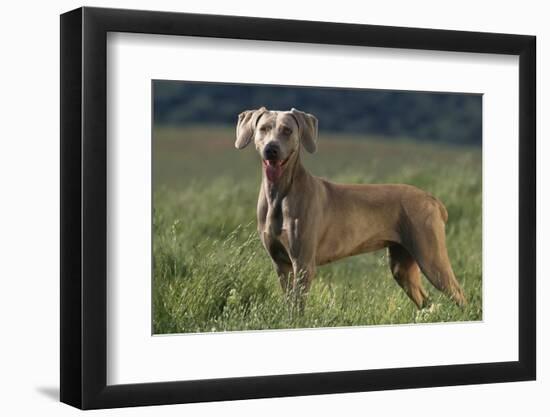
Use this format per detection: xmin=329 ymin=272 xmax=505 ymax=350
xmin=265 ymin=160 xmax=283 ymax=182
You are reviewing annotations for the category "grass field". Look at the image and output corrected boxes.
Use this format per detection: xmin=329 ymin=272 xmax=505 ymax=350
xmin=153 ymin=126 xmax=482 ymax=334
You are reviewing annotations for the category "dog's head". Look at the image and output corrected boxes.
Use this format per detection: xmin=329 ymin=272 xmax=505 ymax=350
xmin=235 ymin=107 xmax=318 ymax=182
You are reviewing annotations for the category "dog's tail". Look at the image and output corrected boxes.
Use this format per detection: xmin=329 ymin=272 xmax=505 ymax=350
xmin=434 ymin=196 xmax=449 ymax=223
xmin=426 ymin=193 xmax=448 ymax=223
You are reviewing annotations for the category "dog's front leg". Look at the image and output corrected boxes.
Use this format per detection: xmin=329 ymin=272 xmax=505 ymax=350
xmin=288 ymin=218 xmax=316 ymax=312
xmin=290 ymin=262 xmax=315 ymax=312
xmin=273 ymin=261 xmax=293 ymax=296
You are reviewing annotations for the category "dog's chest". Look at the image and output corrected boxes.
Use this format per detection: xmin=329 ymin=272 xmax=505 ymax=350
xmin=259 ymin=198 xmax=293 ymax=256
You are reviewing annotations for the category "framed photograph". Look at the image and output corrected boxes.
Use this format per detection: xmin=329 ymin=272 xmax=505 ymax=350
xmin=60 ymin=6 xmax=536 ymax=409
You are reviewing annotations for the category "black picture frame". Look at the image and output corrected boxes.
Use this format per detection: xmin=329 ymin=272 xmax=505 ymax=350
xmin=60 ymin=6 xmax=536 ymax=410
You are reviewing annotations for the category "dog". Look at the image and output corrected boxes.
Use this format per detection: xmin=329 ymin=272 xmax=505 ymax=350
xmin=235 ymin=107 xmax=466 ymax=310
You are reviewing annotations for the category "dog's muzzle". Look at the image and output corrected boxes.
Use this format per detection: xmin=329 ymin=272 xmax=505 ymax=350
xmin=262 ymin=145 xmax=292 ymax=183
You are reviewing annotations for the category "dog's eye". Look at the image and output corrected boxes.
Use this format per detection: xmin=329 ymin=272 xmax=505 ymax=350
xmin=282 ymin=127 xmax=292 ymax=135
xmin=259 ymin=125 xmax=271 ymax=133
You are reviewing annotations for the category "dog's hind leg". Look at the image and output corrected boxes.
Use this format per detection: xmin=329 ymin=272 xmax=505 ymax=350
xmin=406 ymin=208 xmax=466 ymax=307
xmin=388 ymin=244 xmax=429 ymax=309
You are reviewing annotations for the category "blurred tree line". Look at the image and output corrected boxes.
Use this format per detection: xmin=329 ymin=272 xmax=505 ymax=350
xmin=153 ymin=81 xmax=481 ymax=146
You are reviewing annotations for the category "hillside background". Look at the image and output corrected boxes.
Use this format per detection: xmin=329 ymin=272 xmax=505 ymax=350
xmin=153 ymin=81 xmax=482 ymax=146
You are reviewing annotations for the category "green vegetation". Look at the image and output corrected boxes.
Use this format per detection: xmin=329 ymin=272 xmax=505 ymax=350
xmin=153 ymin=127 xmax=482 ymax=334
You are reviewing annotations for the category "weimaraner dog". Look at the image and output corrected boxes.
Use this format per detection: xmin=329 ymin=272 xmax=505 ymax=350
xmin=235 ymin=107 xmax=466 ymax=310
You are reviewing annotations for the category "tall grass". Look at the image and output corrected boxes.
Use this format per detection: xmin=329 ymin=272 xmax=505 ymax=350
xmin=153 ymin=127 xmax=482 ymax=334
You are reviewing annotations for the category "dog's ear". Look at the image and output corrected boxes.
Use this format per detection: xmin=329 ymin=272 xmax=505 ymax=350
xmin=235 ymin=107 xmax=267 ymax=149
xmin=290 ymin=108 xmax=318 ymax=153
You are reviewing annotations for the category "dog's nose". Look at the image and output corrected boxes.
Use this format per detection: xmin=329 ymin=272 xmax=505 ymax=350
xmin=263 ymin=143 xmax=279 ymax=160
